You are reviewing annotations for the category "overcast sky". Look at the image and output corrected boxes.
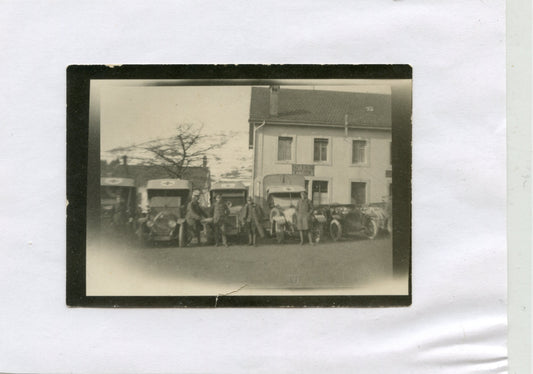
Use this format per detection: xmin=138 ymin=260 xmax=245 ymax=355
xmin=98 ymin=82 xmax=393 ymax=153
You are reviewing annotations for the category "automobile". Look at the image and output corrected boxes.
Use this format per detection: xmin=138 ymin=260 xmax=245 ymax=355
xmin=137 ymin=178 xmax=192 ymax=246
xmin=100 ymin=177 xmax=137 ymax=233
xmin=327 ymin=201 xmax=390 ymax=241
xmin=369 ymin=197 xmax=392 ymax=234
xmin=209 ymin=181 xmax=248 ymax=239
xmin=259 ymin=174 xmax=327 ymax=243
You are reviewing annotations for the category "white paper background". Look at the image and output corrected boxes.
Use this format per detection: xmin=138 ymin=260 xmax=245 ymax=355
xmin=0 ymin=1 xmax=506 ymax=373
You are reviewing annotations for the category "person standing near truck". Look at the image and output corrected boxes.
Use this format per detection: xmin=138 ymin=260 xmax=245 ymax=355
xmin=296 ymin=191 xmax=314 ymax=245
xmin=240 ymin=196 xmax=265 ymax=246
xmin=212 ymin=194 xmax=229 ymax=247
xmin=186 ymin=190 xmax=207 ymax=246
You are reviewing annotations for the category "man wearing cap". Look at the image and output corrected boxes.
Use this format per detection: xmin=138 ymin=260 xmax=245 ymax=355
xmin=186 ymin=190 xmax=207 ymax=245
xmin=211 ymin=194 xmax=229 ymax=247
xmin=240 ymin=196 xmax=265 ymax=246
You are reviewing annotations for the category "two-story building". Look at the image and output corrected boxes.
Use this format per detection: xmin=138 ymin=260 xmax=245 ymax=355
xmin=248 ymin=86 xmax=392 ymax=205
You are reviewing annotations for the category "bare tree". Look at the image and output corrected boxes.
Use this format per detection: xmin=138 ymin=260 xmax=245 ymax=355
xmin=107 ymin=123 xmax=226 ymax=178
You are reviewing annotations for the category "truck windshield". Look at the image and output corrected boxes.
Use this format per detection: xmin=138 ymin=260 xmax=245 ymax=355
xmin=269 ymin=193 xmax=299 ymax=208
xmin=212 ymin=191 xmax=246 ymax=208
xmin=224 ymin=196 xmax=246 ymax=208
xmin=101 ymin=186 xmax=133 ymax=205
xmin=148 ymin=189 xmax=189 ymax=207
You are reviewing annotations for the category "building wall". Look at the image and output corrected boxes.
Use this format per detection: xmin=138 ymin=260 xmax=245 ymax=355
xmin=253 ymin=125 xmax=391 ymax=204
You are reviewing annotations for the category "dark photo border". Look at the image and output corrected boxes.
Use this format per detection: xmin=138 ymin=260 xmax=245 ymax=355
xmin=67 ymin=65 xmax=412 ymax=307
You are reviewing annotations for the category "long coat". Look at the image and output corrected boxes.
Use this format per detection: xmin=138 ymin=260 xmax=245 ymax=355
xmin=185 ymin=200 xmax=206 ymax=226
xmin=239 ymin=203 xmax=265 ymax=238
xmin=212 ymin=201 xmax=230 ymax=224
xmin=296 ymin=198 xmax=313 ymax=231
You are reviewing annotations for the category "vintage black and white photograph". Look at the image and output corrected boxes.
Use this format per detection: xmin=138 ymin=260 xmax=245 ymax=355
xmin=1 ymin=0 xmax=511 ymax=369
xmin=67 ymin=65 xmax=412 ymax=307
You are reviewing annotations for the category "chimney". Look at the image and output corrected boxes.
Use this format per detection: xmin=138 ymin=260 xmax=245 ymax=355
xmin=202 ymin=155 xmax=207 ymax=168
xmin=269 ymin=85 xmax=280 ymax=117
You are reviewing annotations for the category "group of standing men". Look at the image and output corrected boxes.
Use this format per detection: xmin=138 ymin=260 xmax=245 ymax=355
xmin=184 ymin=191 xmax=316 ymax=247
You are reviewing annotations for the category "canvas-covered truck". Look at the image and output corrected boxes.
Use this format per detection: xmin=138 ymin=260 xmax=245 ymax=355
xmin=208 ymin=181 xmax=248 ymax=238
xmin=100 ymin=177 xmax=137 ymax=233
xmin=260 ymin=174 xmax=327 ymax=243
xmin=137 ymin=179 xmax=192 ymax=246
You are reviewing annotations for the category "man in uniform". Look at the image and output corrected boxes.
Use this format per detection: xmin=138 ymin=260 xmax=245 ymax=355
xmin=211 ymin=194 xmax=230 ymax=247
xmin=186 ymin=190 xmax=206 ymax=245
xmin=240 ymin=196 xmax=265 ymax=246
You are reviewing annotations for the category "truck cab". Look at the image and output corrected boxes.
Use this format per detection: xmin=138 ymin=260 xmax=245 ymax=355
xmin=209 ymin=181 xmax=248 ymax=237
xmin=100 ymin=177 xmax=137 ymax=233
xmin=138 ymin=179 xmax=192 ymax=246
xmin=260 ymin=174 xmax=326 ymax=243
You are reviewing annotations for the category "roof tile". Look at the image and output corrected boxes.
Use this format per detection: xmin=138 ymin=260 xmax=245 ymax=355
xmin=249 ymin=87 xmax=391 ymax=127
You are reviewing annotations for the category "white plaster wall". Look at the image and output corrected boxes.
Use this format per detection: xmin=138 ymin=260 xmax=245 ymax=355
xmin=255 ymin=125 xmax=391 ymax=204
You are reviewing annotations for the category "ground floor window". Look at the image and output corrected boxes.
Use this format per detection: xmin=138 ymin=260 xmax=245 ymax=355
xmin=351 ymin=182 xmax=367 ymax=205
xmin=312 ymin=180 xmax=329 ymax=205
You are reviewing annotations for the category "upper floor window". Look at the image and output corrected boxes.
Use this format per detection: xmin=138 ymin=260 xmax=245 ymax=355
xmin=313 ymin=138 xmax=329 ymax=162
xmin=352 ymin=140 xmax=367 ymax=164
xmin=277 ymin=136 xmax=293 ymax=161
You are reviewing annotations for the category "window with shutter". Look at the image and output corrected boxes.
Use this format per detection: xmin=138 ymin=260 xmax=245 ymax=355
xmin=352 ymin=140 xmax=367 ymax=164
xmin=313 ymin=138 xmax=328 ymax=162
xmin=277 ymin=137 xmax=293 ymax=161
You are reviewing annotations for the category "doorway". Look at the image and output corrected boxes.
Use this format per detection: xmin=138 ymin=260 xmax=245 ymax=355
xmin=351 ymin=182 xmax=367 ymax=205
xmin=312 ymin=180 xmax=329 ymax=205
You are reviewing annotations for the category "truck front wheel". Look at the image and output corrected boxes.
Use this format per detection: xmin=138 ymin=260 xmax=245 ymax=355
xmin=330 ymin=220 xmax=342 ymax=241
xmin=178 ymin=224 xmax=186 ymax=247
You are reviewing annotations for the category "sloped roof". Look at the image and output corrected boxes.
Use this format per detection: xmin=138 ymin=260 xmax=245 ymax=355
xmin=249 ymin=87 xmax=391 ymax=128
xmin=146 ymin=179 xmax=192 ymax=190
xmin=101 ymin=177 xmax=135 ymax=187
xmin=211 ymin=181 xmax=247 ymax=191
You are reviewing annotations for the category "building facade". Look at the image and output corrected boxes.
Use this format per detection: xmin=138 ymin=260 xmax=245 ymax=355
xmin=249 ymin=86 xmax=392 ymax=206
